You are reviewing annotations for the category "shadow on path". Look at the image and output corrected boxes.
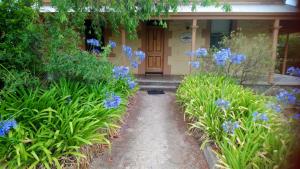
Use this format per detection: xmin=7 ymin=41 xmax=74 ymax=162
xmin=90 ymin=91 xmax=208 ymax=169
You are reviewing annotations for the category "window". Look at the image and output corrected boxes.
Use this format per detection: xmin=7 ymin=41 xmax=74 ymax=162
xmin=210 ymin=20 xmax=233 ymax=48
xmin=84 ymin=19 xmax=105 ymax=53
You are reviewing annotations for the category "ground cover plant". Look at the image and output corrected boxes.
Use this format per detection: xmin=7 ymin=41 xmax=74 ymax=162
xmin=176 ymin=74 xmax=297 ymax=169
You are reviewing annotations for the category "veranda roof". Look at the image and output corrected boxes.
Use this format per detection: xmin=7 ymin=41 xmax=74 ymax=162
xmin=39 ymin=4 xmax=300 ymax=20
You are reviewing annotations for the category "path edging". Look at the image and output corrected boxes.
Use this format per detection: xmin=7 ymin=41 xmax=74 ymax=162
xmin=203 ymin=145 xmax=219 ymax=169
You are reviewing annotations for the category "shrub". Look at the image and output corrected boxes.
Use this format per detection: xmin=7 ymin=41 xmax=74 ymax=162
xmin=186 ymin=32 xmax=273 ymax=84
xmin=176 ymin=74 xmax=294 ymax=169
xmin=0 ymin=67 xmax=40 ymax=94
xmin=45 ymin=51 xmax=113 ymax=84
xmin=0 ymin=77 xmax=136 ymax=168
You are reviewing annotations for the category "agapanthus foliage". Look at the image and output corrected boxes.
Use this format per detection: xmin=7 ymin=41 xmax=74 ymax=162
xmin=222 ymin=120 xmax=239 ymax=134
xmin=0 ymin=119 xmax=17 ymax=137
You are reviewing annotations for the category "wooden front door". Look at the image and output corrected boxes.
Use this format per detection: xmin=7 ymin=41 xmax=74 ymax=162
xmin=146 ymin=27 xmax=164 ymax=73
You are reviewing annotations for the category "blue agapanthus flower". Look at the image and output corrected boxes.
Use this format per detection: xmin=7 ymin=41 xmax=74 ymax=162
xmin=104 ymin=93 xmax=121 ymax=109
xmin=134 ymin=50 xmax=146 ymax=61
xmin=214 ymin=48 xmax=231 ymax=66
xmin=189 ymin=61 xmax=200 ymax=69
xmin=91 ymin=48 xmax=100 ymax=54
xmin=276 ymin=89 xmax=296 ymax=105
xmin=185 ymin=51 xmax=195 ymax=57
xmin=266 ymin=102 xmax=281 ymax=113
xmin=292 ymin=88 xmax=300 ymax=94
xmin=261 ymin=113 xmax=269 ymax=121
xmin=122 ymin=45 xmax=133 ymax=59
xmin=286 ymin=67 xmax=300 ymax=76
xmin=215 ymin=99 xmax=230 ymax=110
xmin=291 ymin=113 xmax=300 ymax=120
xmin=109 ymin=40 xmax=116 ymax=48
xmin=127 ymin=80 xmax=136 ymax=89
xmin=131 ymin=61 xmax=138 ymax=68
xmin=0 ymin=119 xmax=17 ymax=137
xmin=222 ymin=121 xmax=239 ymax=134
xmin=87 ymin=38 xmax=100 ymax=47
xmin=230 ymin=54 xmax=246 ymax=64
xmin=113 ymin=66 xmax=130 ymax=79
xmin=252 ymin=111 xmax=269 ymax=122
xmin=195 ymin=48 xmax=208 ymax=57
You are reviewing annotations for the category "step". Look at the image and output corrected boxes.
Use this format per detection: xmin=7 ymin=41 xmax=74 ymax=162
xmin=137 ymin=80 xmax=181 ymax=86
xmin=139 ymin=85 xmax=177 ymax=91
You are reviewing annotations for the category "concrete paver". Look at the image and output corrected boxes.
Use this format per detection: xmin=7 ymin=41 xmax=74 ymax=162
xmin=90 ymin=91 xmax=208 ymax=169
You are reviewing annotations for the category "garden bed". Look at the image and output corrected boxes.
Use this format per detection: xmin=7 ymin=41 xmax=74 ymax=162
xmin=176 ymin=73 xmax=297 ymax=169
xmin=0 ymin=65 xmax=138 ymax=168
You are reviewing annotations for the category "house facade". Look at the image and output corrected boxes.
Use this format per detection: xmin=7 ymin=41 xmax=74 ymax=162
xmin=42 ymin=0 xmax=300 ymax=83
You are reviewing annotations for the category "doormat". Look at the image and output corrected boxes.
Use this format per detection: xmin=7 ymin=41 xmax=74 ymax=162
xmin=147 ymin=89 xmax=165 ymax=94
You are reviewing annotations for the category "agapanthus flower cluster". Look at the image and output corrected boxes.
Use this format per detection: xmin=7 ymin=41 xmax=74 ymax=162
xmin=86 ymin=38 xmax=100 ymax=47
xmin=122 ymin=45 xmax=133 ymax=59
xmin=276 ymin=89 xmax=296 ymax=105
xmin=214 ymin=48 xmax=231 ymax=66
xmin=134 ymin=50 xmax=146 ymax=61
xmin=230 ymin=54 xmax=246 ymax=64
xmin=292 ymin=88 xmax=300 ymax=94
xmin=222 ymin=120 xmax=239 ymax=134
xmin=189 ymin=61 xmax=200 ymax=69
xmin=185 ymin=48 xmax=208 ymax=58
xmin=127 ymin=79 xmax=137 ymax=89
xmin=195 ymin=48 xmax=208 ymax=57
xmin=112 ymin=66 xmax=137 ymax=90
xmin=213 ymin=48 xmax=246 ymax=66
xmin=131 ymin=61 xmax=138 ymax=68
xmin=0 ymin=119 xmax=17 ymax=137
xmin=252 ymin=111 xmax=269 ymax=122
xmin=113 ymin=66 xmax=130 ymax=79
xmin=122 ymin=45 xmax=146 ymax=69
xmin=104 ymin=93 xmax=121 ymax=109
xmin=266 ymin=102 xmax=281 ymax=113
xmin=91 ymin=48 xmax=100 ymax=54
xmin=286 ymin=66 xmax=300 ymax=77
xmin=215 ymin=99 xmax=230 ymax=110
xmin=109 ymin=40 xmax=116 ymax=48
xmin=291 ymin=113 xmax=300 ymax=120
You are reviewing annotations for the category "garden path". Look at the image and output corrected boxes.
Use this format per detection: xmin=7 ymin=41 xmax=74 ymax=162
xmin=90 ymin=91 xmax=208 ymax=169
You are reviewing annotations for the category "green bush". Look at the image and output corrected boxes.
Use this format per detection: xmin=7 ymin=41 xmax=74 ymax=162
xmin=0 ymin=77 xmax=136 ymax=168
xmin=45 ymin=51 xmax=113 ymax=84
xmin=176 ymin=74 xmax=294 ymax=169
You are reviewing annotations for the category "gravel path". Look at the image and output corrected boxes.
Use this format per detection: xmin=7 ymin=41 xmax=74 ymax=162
xmin=90 ymin=91 xmax=208 ymax=169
